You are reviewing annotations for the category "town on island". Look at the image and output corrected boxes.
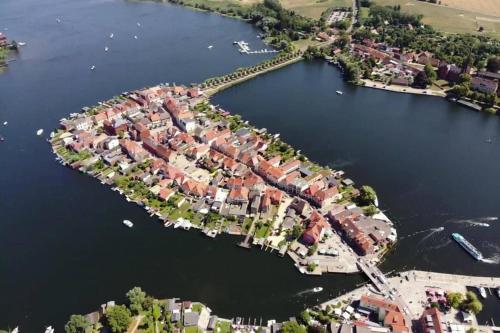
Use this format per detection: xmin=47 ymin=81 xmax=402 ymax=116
xmin=42 ymin=81 xmax=500 ymax=333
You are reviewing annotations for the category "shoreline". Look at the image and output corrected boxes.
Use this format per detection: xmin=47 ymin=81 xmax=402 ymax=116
xmin=49 ymin=78 xmax=398 ymax=276
xmin=360 ymin=78 xmax=447 ymax=97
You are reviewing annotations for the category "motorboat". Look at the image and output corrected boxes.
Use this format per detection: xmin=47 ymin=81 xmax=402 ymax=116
xmin=18 ymin=42 xmax=26 ymax=46
xmin=90 ymin=65 xmax=95 ymax=70
xmin=336 ymin=90 xmax=343 ymax=95
xmin=312 ymin=287 xmax=323 ymax=293
xmin=133 ymin=35 xmax=138 ymax=40
xmin=44 ymin=326 xmax=54 ymax=333
xmin=3 ymin=121 xmax=7 ymax=125
xmin=137 ymin=22 xmax=141 ymax=27
xmin=104 ymin=46 xmax=109 ymax=52
xmin=123 ymin=220 xmax=134 ymax=228
xmin=478 ymin=286 xmax=487 ymax=299
xmin=109 ymin=33 xmax=114 ymax=38
xmin=36 ymin=129 xmax=44 ymax=136
xmin=496 ymin=287 xmax=500 ymax=298
xmin=208 ymin=45 xmax=213 ymax=49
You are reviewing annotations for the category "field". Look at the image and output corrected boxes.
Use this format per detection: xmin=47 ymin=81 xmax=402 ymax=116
xmin=372 ymin=0 xmax=500 ymax=38
xmin=280 ymin=0 xmax=352 ymax=18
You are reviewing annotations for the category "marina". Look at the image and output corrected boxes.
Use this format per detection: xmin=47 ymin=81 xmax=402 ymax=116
xmin=233 ymin=40 xmax=279 ymax=55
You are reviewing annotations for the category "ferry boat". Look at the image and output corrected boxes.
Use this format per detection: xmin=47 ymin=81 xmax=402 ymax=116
xmin=123 ymin=219 xmax=133 ymax=228
xmin=478 ymin=286 xmax=487 ymax=299
xmin=312 ymin=287 xmax=323 ymax=293
xmin=451 ymin=233 xmax=483 ymax=260
xmin=336 ymin=90 xmax=343 ymax=95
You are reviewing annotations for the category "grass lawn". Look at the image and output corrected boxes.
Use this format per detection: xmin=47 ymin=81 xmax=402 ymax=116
xmin=281 ymin=0 xmax=351 ymax=18
xmin=184 ymin=326 xmax=200 ymax=333
xmin=372 ymin=0 xmax=500 ymax=38
xmin=169 ymin=202 xmax=194 ymax=220
xmin=254 ymin=223 xmax=270 ymax=238
xmin=215 ymin=320 xmax=232 ymax=333
xmin=191 ymin=303 xmax=204 ymax=313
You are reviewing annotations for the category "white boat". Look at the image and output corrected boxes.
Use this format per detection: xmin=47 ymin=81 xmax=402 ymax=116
xmin=336 ymin=90 xmax=343 ymax=95
xmin=496 ymin=287 xmax=500 ymax=298
xmin=164 ymin=221 xmax=173 ymax=228
xmin=18 ymin=42 xmax=26 ymax=46
xmin=90 ymin=65 xmax=95 ymax=70
xmin=36 ymin=129 xmax=44 ymax=136
xmin=137 ymin=22 xmax=141 ymax=27
xmin=208 ymin=45 xmax=213 ymax=49
xmin=11 ymin=327 xmax=18 ymax=333
xmin=104 ymin=46 xmax=109 ymax=52
xmin=3 ymin=121 xmax=7 ymax=125
xmin=56 ymin=18 xmax=61 ymax=23
xmin=109 ymin=33 xmax=114 ymax=38
xmin=312 ymin=287 xmax=323 ymax=293
xmin=133 ymin=35 xmax=138 ymax=40
xmin=478 ymin=287 xmax=487 ymax=299
xmin=123 ymin=220 xmax=133 ymax=228
xmin=44 ymin=326 xmax=54 ymax=333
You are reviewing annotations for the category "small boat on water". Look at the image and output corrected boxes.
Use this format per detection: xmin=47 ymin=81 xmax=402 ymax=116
xmin=90 ymin=65 xmax=95 ymax=70
xmin=336 ymin=90 xmax=343 ymax=95
xmin=3 ymin=121 xmax=7 ymax=125
xmin=18 ymin=42 xmax=26 ymax=46
xmin=104 ymin=46 xmax=109 ymax=52
xmin=36 ymin=129 xmax=44 ymax=136
xmin=137 ymin=22 xmax=141 ymax=27
xmin=164 ymin=221 xmax=173 ymax=228
xmin=478 ymin=286 xmax=487 ymax=299
xmin=11 ymin=327 xmax=19 ymax=333
xmin=133 ymin=35 xmax=138 ymax=40
xmin=496 ymin=287 xmax=500 ymax=298
xmin=56 ymin=18 xmax=61 ymax=23
xmin=208 ymin=45 xmax=213 ymax=49
xmin=312 ymin=287 xmax=323 ymax=293
xmin=44 ymin=326 xmax=54 ymax=333
xmin=123 ymin=219 xmax=134 ymax=228
xmin=109 ymin=33 xmax=114 ymax=38
xmin=0 ymin=135 xmax=4 ymax=142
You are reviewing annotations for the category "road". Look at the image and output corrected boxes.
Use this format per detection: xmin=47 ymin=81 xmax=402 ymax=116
xmin=357 ymin=258 xmax=414 ymax=319
xmin=347 ymin=0 xmax=358 ymax=33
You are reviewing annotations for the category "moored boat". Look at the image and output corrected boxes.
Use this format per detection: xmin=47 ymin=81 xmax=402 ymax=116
xmin=312 ymin=287 xmax=323 ymax=293
xmin=336 ymin=90 xmax=343 ymax=95
xmin=478 ymin=286 xmax=487 ymax=299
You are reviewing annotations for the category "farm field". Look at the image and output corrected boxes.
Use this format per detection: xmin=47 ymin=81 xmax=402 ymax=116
xmin=280 ymin=0 xmax=352 ymax=18
xmin=372 ymin=0 xmax=500 ymax=38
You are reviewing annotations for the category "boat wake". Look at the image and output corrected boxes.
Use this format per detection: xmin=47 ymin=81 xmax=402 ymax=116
xmin=426 ymin=239 xmax=452 ymax=251
xmin=479 ymin=241 xmax=500 ymax=264
xmin=295 ymin=287 xmax=323 ymax=296
xmin=401 ymin=226 xmax=444 ymax=240
xmin=448 ymin=216 xmax=497 ymax=228
xmin=418 ymin=227 xmax=445 ymax=244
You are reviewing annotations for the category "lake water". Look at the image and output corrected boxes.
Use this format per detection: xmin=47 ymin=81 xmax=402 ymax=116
xmin=1 ymin=0 xmax=500 ymax=331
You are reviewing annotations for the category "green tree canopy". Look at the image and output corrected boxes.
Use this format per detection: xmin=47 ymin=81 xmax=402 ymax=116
xmin=106 ymin=305 xmax=132 ymax=333
xmin=126 ymin=287 xmax=147 ymax=314
xmin=359 ymin=185 xmax=377 ymax=206
xmin=64 ymin=314 xmax=91 ymax=333
xmin=486 ymin=56 xmax=500 ymax=72
xmin=282 ymin=321 xmax=307 ymax=333
xmin=446 ymin=292 xmax=463 ymax=309
xmin=424 ymin=64 xmax=437 ymax=82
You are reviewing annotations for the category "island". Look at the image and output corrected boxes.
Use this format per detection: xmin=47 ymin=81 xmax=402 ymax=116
xmin=50 ymin=81 xmax=397 ymax=275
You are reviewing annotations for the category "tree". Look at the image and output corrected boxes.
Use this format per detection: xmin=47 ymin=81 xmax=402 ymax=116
xmin=298 ymin=310 xmax=311 ymax=325
xmin=292 ymin=224 xmax=305 ymax=239
xmin=307 ymin=243 xmax=318 ymax=256
xmin=486 ymin=56 xmax=500 ymax=72
xmin=424 ymin=64 xmax=437 ymax=82
xmin=359 ymin=185 xmax=377 ymax=206
xmin=126 ymin=287 xmax=147 ymax=314
xmin=106 ymin=305 xmax=132 ymax=333
xmin=446 ymin=292 xmax=463 ymax=309
xmin=282 ymin=321 xmax=307 ymax=333
xmin=413 ymin=70 xmax=430 ymax=88
xmin=65 ymin=314 xmax=91 ymax=333
xmin=364 ymin=204 xmax=378 ymax=216
xmin=466 ymin=300 xmax=483 ymax=314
